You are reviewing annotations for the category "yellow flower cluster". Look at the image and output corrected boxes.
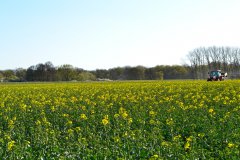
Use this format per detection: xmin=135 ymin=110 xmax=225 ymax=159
xmin=0 ymin=80 xmax=239 ymax=159
xmin=102 ymin=115 xmax=109 ymax=125
xmin=7 ymin=140 xmax=15 ymax=151
xmin=80 ymin=113 xmax=88 ymax=120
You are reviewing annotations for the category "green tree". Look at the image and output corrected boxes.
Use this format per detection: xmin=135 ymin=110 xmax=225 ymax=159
xmin=0 ymin=72 xmax=4 ymax=82
xmin=26 ymin=65 xmax=36 ymax=81
xmin=2 ymin=70 xmax=18 ymax=81
xmin=57 ymin=64 xmax=77 ymax=81
xmin=109 ymin=67 xmax=124 ymax=80
xmin=77 ymin=72 xmax=96 ymax=81
xmin=95 ymin=69 xmax=110 ymax=79
xmin=15 ymin=68 xmax=27 ymax=81
xmin=123 ymin=66 xmax=145 ymax=80
xmin=44 ymin=61 xmax=56 ymax=81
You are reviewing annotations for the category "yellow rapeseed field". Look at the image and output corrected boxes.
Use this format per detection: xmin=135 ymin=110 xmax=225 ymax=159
xmin=0 ymin=80 xmax=240 ymax=159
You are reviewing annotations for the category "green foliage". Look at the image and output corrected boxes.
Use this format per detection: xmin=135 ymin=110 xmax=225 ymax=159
xmin=0 ymin=80 xmax=240 ymax=159
xmin=77 ymin=72 xmax=96 ymax=81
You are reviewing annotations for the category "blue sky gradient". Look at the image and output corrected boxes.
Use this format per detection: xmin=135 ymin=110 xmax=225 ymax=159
xmin=1 ymin=0 xmax=240 ymax=70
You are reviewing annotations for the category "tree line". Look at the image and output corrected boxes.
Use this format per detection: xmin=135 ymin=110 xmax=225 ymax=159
xmin=0 ymin=62 xmax=192 ymax=82
xmin=187 ymin=46 xmax=240 ymax=79
xmin=0 ymin=46 xmax=239 ymax=82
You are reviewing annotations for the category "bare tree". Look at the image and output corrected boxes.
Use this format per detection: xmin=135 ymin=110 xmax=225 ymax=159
xmin=187 ymin=46 xmax=240 ymax=79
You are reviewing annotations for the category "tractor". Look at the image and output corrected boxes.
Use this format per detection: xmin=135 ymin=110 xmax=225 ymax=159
xmin=207 ymin=70 xmax=227 ymax=81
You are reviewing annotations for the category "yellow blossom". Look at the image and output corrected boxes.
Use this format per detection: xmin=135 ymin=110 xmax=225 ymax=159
xmin=51 ymin=106 xmax=55 ymax=112
xmin=80 ymin=114 xmax=88 ymax=120
xmin=75 ymin=127 xmax=81 ymax=132
xmin=4 ymin=134 xmax=11 ymax=141
xmin=184 ymin=141 xmax=191 ymax=150
xmin=66 ymin=120 xmax=73 ymax=126
xmin=186 ymin=136 xmax=193 ymax=142
xmin=114 ymin=113 xmax=120 ymax=118
xmin=7 ymin=140 xmax=15 ymax=151
xmin=149 ymin=110 xmax=156 ymax=116
xmin=119 ymin=107 xmax=126 ymax=114
xmin=149 ymin=119 xmax=155 ymax=125
xmin=104 ymin=115 xmax=108 ymax=119
xmin=128 ymin=118 xmax=133 ymax=124
xmin=81 ymin=106 xmax=86 ymax=110
xmin=35 ymin=120 xmax=41 ymax=125
xmin=8 ymin=120 xmax=14 ymax=129
xmin=208 ymin=108 xmax=214 ymax=113
xmin=166 ymin=118 xmax=174 ymax=125
xmin=173 ymin=135 xmax=181 ymax=141
xmin=67 ymin=129 xmax=74 ymax=136
xmin=71 ymin=96 xmax=77 ymax=102
xmin=102 ymin=115 xmax=109 ymax=125
xmin=228 ymin=142 xmax=235 ymax=148
xmin=161 ymin=141 xmax=170 ymax=147
xmin=122 ymin=112 xmax=128 ymax=119
xmin=149 ymin=154 xmax=159 ymax=160
xmin=114 ymin=136 xmax=120 ymax=143
xmin=197 ymin=133 xmax=205 ymax=138
xmin=63 ymin=114 xmax=69 ymax=117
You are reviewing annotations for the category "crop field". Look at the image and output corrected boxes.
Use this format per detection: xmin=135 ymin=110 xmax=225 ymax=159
xmin=0 ymin=80 xmax=240 ymax=159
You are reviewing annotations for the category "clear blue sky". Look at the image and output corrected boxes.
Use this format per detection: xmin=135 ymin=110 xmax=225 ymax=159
xmin=1 ymin=0 xmax=240 ymax=70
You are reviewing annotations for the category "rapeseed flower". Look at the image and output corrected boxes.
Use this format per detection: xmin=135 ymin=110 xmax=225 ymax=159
xmin=149 ymin=119 xmax=155 ymax=125
xmin=114 ymin=136 xmax=120 ymax=143
xmin=102 ymin=119 xmax=109 ymax=125
xmin=184 ymin=141 xmax=190 ymax=150
xmin=75 ymin=127 xmax=81 ymax=132
xmin=80 ymin=114 xmax=88 ymax=120
xmin=161 ymin=141 xmax=171 ymax=147
xmin=173 ymin=135 xmax=181 ymax=141
xmin=119 ymin=107 xmax=126 ymax=114
xmin=102 ymin=115 xmax=109 ymax=125
xmin=149 ymin=154 xmax=159 ymax=160
xmin=114 ymin=113 xmax=120 ymax=118
xmin=63 ymin=113 xmax=69 ymax=117
xmin=67 ymin=129 xmax=74 ymax=136
xmin=4 ymin=134 xmax=11 ymax=141
xmin=7 ymin=140 xmax=15 ymax=151
xmin=128 ymin=118 xmax=133 ymax=124
xmin=35 ymin=120 xmax=41 ymax=125
xmin=81 ymin=106 xmax=86 ymax=110
xmin=66 ymin=120 xmax=73 ymax=126
xmin=208 ymin=108 xmax=214 ymax=113
xmin=166 ymin=118 xmax=174 ymax=125
xmin=149 ymin=110 xmax=156 ymax=116
xmin=228 ymin=142 xmax=235 ymax=148
xmin=186 ymin=136 xmax=193 ymax=142
xmin=8 ymin=120 xmax=14 ymax=129
xmin=122 ymin=112 xmax=128 ymax=119
xmin=197 ymin=133 xmax=205 ymax=138
xmin=50 ymin=106 xmax=55 ymax=112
